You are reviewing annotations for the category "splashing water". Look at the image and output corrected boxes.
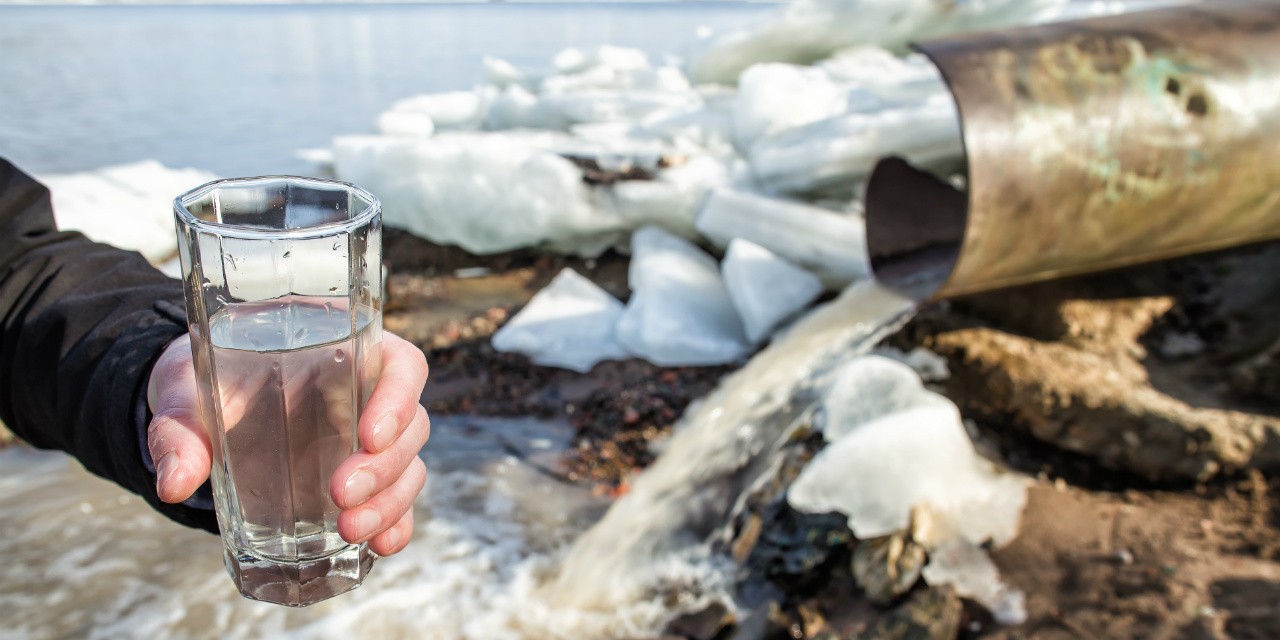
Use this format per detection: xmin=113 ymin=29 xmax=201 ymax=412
xmin=542 ymin=278 xmax=925 ymax=618
xmin=0 ymin=275 xmax=932 ymax=639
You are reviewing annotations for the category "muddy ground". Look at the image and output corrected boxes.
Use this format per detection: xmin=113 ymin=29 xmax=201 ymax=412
xmin=385 ymin=228 xmax=1280 ymax=639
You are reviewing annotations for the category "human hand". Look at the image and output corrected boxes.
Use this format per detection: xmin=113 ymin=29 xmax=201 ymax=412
xmin=146 ymin=331 xmax=431 ymax=556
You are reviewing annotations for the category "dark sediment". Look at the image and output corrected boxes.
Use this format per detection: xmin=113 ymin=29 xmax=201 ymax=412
xmin=382 ymin=230 xmax=1280 ymax=639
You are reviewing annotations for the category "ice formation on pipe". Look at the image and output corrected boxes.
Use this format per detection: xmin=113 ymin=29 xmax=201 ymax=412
xmin=491 ymin=268 xmax=631 ymax=373
xmin=616 ymin=227 xmax=751 ymax=366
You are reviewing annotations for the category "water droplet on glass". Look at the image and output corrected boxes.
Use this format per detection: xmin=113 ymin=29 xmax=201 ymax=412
xmin=333 ymin=349 xmax=346 ymax=363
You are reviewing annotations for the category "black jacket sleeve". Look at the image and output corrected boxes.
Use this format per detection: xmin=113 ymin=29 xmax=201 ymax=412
xmin=0 ymin=157 xmax=217 ymax=534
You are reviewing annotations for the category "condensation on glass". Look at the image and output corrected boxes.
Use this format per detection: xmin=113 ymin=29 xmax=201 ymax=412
xmin=174 ymin=176 xmax=383 ymax=607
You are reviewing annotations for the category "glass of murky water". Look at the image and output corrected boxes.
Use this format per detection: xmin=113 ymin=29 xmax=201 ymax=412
xmin=173 ymin=176 xmax=383 ymax=607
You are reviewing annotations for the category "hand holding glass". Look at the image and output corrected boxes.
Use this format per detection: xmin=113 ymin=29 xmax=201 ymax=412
xmin=173 ymin=177 xmax=388 ymax=606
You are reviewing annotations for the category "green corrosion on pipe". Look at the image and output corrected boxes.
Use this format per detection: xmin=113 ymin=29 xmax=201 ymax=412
xmin=865 ymin=0 xmax=1280 ymax=299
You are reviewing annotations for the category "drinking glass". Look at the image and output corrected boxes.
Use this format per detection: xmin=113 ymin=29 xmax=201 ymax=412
xmin=173 ymin=176 xmax=383 ymax=606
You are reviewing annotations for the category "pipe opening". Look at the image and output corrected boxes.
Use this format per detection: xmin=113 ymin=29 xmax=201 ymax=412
xmin=864 ymin=156 xmax=968 ymax=300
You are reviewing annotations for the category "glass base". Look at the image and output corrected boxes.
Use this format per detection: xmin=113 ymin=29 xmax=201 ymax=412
xmin=223 ymin=542 xmax=375 ymax=607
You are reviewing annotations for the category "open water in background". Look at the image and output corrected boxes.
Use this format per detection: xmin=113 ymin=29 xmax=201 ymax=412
xmin=0 ymin=5 xmax=779 ymax=638
xmin=0 ymin=2 xmax=773 ymax=177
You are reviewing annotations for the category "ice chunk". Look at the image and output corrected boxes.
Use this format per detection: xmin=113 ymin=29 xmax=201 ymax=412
xmin=634 ymin=87 xmax=739 ymax=160
xmin=872 ymin=346 xmax=950 ymax=382
xmin=482 ymin=47 xmax=698 ymax=131
xmin=820 ymin=355 xmax=948 ymax=441
xmin=616 ymin=227 xmax=751 ymax=366
xmin=553 ymin=47 xmax=593 ymax=74
xmin=491 ymin=268 xmax=630 ymax=373
xmin=40 ymin=160 xmax=218 ymax=264
xmin=686 ymin=0 xmax=1066 ymax=85
xmin=553 ymin=45 xmax=649 ymax=75
xmin=787 ymin=400 xmax=1027 ymax=546
xmin=721 ymin=239 xmax=823 ymax=344
xmin=732 ymin=63 xmax=848 ymax=151
xmin=387 ymin=89 xmax=493 ymax=131
xmin=334 ymin=132 xmax=612 ymax=255
xmin=1033 ymin=0 xmax=1177 ymax=24
xmin=335 ymin=131 xmax=729 ymax=257
xmin=816 ymin=47 xmax=947 ymax=108
xmin=543 ymin=90 xmax=702 ymax=126
xmin=695 ymin=188 xmax=869 ymax=287
xmin=748 ymin=93 xmax=962 ymax=195
xmin=600 ymin=155 xmax=729 ymax=238
xmin=486 ymin=85 xmax=573 ymax=131
xmin=483 ymin=55 xmax=526 ymax=89
xmin=923 ymin=539 xmax=1028 ymax=626
xmin=376 ymin=110 xmax=435 ymax=137
xmin=295 ymin=147 xmax=335 ymax=170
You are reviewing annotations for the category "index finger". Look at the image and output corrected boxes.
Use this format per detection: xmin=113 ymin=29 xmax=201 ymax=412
xmin=361 ymin=332 xmax=429 ymax=454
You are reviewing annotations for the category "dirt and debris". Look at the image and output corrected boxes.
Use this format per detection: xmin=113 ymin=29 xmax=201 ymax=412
xmin=384 ymin=229 xmax=729 ymax=487
xmin=381 ymin=229 xmax=1280 ymax=639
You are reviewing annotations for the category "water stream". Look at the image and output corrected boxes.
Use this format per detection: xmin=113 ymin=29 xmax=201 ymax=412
xmin=0 ymin=277 xmax=929 ymax=639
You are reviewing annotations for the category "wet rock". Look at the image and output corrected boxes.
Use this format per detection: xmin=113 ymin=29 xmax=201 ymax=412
xmin=851 ymin=531 xmax=925 ymax=606
xmin=665 ymin=601 xmax=736 ymax=640
xmin=924 ymin=278 xmax=1280 ymax=482
xmin=1230 ymin=338 xmax=1280 ymax=406
xmin=859 ymin=586 xmax=962 ymax=640
xmin=745 ymin=502 xmax=853 ymax=597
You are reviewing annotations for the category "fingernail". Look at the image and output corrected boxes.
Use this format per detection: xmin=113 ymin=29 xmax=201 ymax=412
xmin=355 ymin=509 xmax=382 ymax=541
xmin=343 ymin=469 xmax=377 ymax=507
xmin=156 ymin=451 xmax=179 ymax=496
xmin=371 ymin=415 xmax=397 ymax=451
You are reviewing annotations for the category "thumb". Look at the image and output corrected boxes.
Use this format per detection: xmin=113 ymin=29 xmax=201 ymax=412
xmin=146 ymin=334 xmax=213 ymax=504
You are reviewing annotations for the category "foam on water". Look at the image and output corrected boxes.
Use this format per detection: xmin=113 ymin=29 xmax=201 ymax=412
xmin=2 ymin=416 xmax=725 ymax=640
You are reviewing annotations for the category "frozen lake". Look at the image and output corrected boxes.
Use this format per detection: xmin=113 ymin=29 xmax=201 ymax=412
xmin=0 ymin=2 xmax=773 ymax=176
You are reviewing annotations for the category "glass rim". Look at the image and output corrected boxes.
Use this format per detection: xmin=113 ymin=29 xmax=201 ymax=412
xmin=174 ymin=175 xmax=380 ymax=240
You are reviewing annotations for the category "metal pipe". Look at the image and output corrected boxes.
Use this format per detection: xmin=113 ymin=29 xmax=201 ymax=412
xmin=865 ymin=1 xmax=1280 ymax=299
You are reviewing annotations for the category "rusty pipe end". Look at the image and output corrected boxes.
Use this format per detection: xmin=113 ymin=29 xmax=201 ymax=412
xmin=866 ymin=1 xmax=1280 ymax=301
